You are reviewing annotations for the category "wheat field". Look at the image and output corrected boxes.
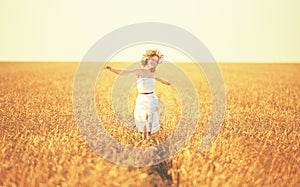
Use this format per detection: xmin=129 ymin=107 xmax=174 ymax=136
xmin=0 ymin=62 xmax=299 ymax=186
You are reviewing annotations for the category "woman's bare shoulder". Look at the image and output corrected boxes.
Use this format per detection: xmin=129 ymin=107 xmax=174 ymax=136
xmin=135 ymin=68 xmax=146 ymax=76
xmin=153 ymin=71 xmax=162 ymax=77
xmin=136 ymin=68 xmax=146 ymax=73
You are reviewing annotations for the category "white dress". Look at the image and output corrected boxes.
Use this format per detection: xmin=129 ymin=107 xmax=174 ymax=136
xmin=134 ymin=77 xmax=160 ymax=133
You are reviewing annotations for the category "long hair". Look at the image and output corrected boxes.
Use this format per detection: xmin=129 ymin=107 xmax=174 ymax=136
xmin=141 ymin=49 xmax=164 ymax=67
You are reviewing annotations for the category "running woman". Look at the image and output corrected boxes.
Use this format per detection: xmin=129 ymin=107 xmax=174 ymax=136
xmin=105 ymin=49 xmax=171 ymax=141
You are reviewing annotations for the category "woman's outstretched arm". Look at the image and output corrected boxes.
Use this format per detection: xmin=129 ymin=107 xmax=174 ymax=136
xmin=155 ymin=73 xmax=171 ymax=85
xmin=105 ymin=65 xmax=140 ymax=76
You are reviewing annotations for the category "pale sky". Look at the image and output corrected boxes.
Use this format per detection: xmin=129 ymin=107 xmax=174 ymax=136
xmin=0 ymin=0 xmax=299 ymax=62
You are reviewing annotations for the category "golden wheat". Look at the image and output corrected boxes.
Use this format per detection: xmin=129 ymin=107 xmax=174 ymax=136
xmin=0 ymin=62 xmax=299 ymax=186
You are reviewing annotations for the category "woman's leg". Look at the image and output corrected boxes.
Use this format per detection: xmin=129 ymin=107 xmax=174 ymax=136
xmin=147 ymin=104 xmax=157 ymax=133
xmin=143 ymin=123 xmax=148 ymax=140
xmin=134 ymin=95 xmax=148 ymax=139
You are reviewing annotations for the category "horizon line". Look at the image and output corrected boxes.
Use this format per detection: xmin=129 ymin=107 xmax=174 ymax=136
xmin=0 ymin=60 xmax=300 ymax=64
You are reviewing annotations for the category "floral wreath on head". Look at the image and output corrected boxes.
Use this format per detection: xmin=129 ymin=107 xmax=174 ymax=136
xmin=141 ymin=49 xmax=164 ymax=66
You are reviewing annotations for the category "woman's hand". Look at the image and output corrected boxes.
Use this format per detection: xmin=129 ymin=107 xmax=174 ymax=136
xmin=105 ymin=65 xmax=112 ymax=71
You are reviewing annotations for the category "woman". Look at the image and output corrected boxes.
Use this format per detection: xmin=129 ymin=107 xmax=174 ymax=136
xmin=105 ymin=49 xmax=171 ymax=141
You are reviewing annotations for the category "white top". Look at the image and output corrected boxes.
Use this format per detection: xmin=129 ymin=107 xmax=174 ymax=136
xmin=136 ymin=77 xmax=155 ymax=93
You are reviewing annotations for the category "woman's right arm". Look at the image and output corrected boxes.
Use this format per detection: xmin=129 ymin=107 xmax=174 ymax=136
xmin=105 ymin=66 xmax=141 ymax=76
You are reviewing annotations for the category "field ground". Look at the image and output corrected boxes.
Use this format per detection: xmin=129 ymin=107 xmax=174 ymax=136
xmin=0 ymin=62 xmax=299 ymax=186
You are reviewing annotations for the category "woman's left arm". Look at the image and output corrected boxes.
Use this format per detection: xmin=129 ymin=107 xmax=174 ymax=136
xmin=155 ymin=73 xmax=171 ymax=85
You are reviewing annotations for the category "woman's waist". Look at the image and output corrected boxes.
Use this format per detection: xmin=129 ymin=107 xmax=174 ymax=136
xmin=136 ymin=92 xmax=158 ymax=99
xmin=137 ymin=88 xmax=155 ymax=94
xmin=138 ymin=91 xmax=154 ymax=94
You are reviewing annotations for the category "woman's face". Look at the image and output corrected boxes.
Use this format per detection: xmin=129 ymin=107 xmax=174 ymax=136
xmin=147 ymin=55 xmax=159 ymax=68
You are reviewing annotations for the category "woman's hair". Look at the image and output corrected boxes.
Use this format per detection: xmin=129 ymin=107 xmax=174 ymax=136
xmin=141 ymin=49 xmax=164 ymax=66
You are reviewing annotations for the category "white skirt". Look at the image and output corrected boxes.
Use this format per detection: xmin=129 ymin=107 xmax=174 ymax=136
xmin=134 ymin=93 xmax=160 ymax=133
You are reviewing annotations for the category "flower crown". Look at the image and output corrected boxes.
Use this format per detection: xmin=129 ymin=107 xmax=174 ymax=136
xmin=142 ymin=49 xmax=164 ymax=65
